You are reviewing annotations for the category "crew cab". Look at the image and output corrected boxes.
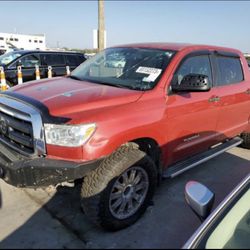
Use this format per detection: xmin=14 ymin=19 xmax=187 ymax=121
xmin=0 ymin=43 xmax=249 ymax=231
xmin=0 ymin=50 xmax=86 ymax=86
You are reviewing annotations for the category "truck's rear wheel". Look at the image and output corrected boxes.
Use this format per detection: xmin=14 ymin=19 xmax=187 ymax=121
xmin=81 ymin=143 xmax=157 ymax=231
xmin=241 ymin=132 xmax=250 ymax=149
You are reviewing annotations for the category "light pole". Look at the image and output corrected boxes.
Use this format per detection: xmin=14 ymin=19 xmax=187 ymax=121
xmin=98 ymin=0 xmax=105 ymax=51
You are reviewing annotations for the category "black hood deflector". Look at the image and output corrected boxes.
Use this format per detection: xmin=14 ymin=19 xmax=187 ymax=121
xmin=1 ymin=91 xmax=71 ymax=124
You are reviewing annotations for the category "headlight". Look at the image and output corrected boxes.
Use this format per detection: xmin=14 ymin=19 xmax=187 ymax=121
xmin=44 ymin=123 xmax=96 ymax=147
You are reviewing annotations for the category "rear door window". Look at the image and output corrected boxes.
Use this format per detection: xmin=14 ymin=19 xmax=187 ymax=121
xmin=216 ymin=56 xmax=243 ymax=86
xmin=41 ymin=53 xmax=66 ymax=66
xmin=66 ymin=54 xmax=86 ymax=66
xmin=66 ymin=54 xmax=79 ymax=66
xmin=77 ymin=55 xmax=86 ymax=64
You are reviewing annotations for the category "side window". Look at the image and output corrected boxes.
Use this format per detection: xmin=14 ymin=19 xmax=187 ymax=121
xmin=77 ymin=55 xmax=86 ymax=65
xmin=41 ymin=54 xmax=65 ymax=66
xmin=172 ymin=55 xmax=212 ymax=85
xmin=66 ymin=55 xmax=79 ymax=66
xmin=216 ymin=56 xmax=243 ymax=86
xmin=17 ymin=54 xmax=40 ymax=68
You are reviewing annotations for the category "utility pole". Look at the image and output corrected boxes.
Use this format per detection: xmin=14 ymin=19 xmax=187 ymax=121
xmin=98 ymin=0 xmax=105 ymax=51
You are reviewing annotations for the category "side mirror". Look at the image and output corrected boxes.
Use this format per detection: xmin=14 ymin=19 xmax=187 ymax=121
xmin=172 ymin=74 xmax=211 ymax=92
xmin=185 ymin=181 xmax=215 ymax=221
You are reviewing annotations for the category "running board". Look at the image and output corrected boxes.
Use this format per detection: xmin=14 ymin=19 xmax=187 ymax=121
xmin=163 ymin=137 xmax=243 ymax=179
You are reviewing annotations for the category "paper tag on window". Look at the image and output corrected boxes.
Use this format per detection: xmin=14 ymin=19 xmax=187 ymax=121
xmin=136 ymin=67 xmax=162 ymax=82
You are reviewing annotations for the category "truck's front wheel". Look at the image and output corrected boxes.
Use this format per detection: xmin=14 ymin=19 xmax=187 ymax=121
xmin=81 ymin=144 xmax=157 ymax=231
xmin=241 ymin=132 xmax=250 ymax=149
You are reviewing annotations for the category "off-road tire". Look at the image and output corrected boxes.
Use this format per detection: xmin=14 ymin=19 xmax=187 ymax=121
xmin=81 ymin=143 xmax=157 ymax=231
xmin=241 ymin=133 xmax=250 ymax=149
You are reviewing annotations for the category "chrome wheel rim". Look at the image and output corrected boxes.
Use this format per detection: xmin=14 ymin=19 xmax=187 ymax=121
xmin=109 ymin=166 xmax=149 ymax=220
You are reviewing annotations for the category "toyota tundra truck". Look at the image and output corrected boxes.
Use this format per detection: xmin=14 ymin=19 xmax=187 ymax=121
xmin=0 ymin=43 xmax=249 ymax=231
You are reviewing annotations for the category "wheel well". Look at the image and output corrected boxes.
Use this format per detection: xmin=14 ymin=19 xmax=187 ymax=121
xmin=131 ymin=138 xmax=162 ymax=174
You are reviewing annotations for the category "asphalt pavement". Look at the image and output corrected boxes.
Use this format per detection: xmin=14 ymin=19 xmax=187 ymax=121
xmin=0 ymin=147 xmax=249 ymax=249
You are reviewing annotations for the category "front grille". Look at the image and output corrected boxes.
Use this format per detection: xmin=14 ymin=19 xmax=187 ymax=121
xmin=0 ymin=95 xmax=46 ymax=156
xmin=0 ymin=104 xmax=34 ymax=155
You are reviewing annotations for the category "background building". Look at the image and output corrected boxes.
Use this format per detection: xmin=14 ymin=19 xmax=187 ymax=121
xmin=0 ymin=33 xmax=46 ymax=53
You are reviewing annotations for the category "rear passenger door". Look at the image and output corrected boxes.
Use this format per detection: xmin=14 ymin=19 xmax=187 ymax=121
xmin=12 ymin=53 xmax=41 ymax=83
xmin=213 ymin=52 xmax=250 ymax=139
xmin=65 ymin=54 xmax=80 ymax=72
xmin=40 ymin=53 xmax=66 ymax=78
xmin=65 ymin=54 xmax=86 ymax=72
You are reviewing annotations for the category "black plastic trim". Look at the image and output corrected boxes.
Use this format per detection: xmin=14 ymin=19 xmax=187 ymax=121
xmin=0 ymin=158 xmax=102 ymax=187
xmin=0 ymin=142 xmax=102 ymax=187
xmin=0 ymin=92 xmax=71 ymax=124
xmin=184 ymin=50 xmax=212 ymax=57
xmin=214 ymin=50 xmax=240 ymax=58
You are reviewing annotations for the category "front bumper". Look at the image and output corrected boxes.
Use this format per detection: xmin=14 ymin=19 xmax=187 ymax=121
xmin=0 ymin=142 xmax=101 ymax=188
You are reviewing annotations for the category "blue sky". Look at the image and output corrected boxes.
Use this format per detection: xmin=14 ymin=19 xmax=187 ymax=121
xmin=1 ymin=1 xmax=250 ymax=52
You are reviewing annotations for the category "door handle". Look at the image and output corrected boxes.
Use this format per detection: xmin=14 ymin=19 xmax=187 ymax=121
xmin=208 ymin=96 xmax=220 ymax=103
xmin=245 ymin=89 xmax=250 ymax=95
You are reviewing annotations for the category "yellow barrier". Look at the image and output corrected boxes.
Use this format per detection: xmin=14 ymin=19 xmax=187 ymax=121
xmin=0 ymin=66 xmax=7 ymax=91
xmin=48 ymin=66 xmax=52 ymax=79
xmin=35 ymin=65 xmax=41 ymax=80
xmin=17 ymin=66 xmax=23 ymax=85
xmin=66 ymin=66 xmax=71 ymax=76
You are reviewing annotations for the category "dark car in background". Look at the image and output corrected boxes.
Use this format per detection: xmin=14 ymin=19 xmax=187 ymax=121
xmin=0 ymin=49 xmax=6 ymax=56
xmin=0 ymin=50 xmax=86 ymax=86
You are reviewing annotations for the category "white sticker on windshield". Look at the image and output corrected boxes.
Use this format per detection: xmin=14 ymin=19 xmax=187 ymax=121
xmin=136 ymin=67 xmax=162 ymax=82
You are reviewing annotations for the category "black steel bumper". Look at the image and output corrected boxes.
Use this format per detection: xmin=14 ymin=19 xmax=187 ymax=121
xmin=0 ymin=142 xmax=101 ymax=188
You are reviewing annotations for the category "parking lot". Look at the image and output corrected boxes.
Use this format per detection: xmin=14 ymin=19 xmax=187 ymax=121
xmin=0 ymin=147 xmax=249 ymax=249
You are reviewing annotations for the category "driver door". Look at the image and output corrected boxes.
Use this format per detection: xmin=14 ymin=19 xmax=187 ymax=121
xmin=16 ymin=53 xmax=41 ymax=82
xmin=165 ymin=52 xmax=221 ymax=166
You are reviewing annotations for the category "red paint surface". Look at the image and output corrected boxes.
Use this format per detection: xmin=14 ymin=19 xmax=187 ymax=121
xmin=11 ymin=44 xmax=250 ymax=167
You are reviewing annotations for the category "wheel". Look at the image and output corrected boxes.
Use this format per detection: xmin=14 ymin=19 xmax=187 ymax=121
xmin=81 ymin=143 xmax=157 ymax=231
xmin=241 ymin=132 xmax=250 ymax=149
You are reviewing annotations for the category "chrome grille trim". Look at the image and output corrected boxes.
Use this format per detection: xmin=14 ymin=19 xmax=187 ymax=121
xmin=0 ymin=105 xmax=30 ymax=122
xmin=0 ymin=96 xmax=46 ymax=156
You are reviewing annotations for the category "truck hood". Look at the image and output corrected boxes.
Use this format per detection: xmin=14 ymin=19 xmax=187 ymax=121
xmin=8 ymin=77 xmax=143 ymax=117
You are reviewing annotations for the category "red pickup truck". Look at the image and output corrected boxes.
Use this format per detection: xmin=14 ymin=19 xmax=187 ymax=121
xmin=0 ymin=43 xmax=249 ymax=231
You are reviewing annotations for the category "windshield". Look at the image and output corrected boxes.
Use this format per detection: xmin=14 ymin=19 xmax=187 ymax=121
xmin=0 ymin=51 xmax=22 ymax=66
xmin=205 ymin=187 xmax=250 ymax=249
xmin=71 ymin=48 xmax=176 ymax=90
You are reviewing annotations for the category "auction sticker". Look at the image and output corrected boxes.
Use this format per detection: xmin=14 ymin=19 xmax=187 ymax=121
xmin=136 ymin=67 xmax=162 ymax=82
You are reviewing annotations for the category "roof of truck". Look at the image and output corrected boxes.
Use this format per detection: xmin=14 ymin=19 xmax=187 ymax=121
xmin=112 ymin=42 xmax=242 ymax=54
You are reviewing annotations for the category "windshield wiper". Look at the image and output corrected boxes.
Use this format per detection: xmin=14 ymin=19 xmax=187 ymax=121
xmin=81 ymin=78 xmax=133 ymax=89
xmin=92 ymin=81 xmax=138 ymax=90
